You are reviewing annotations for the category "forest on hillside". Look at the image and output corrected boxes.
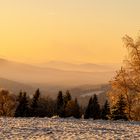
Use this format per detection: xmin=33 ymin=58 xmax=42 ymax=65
xmin=0 ymin=35 xmax=140 ymax=121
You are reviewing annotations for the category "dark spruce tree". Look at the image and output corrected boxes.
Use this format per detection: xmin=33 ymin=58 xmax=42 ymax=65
xmin=111 ymin=94 xmax=128 ymax=120
xmin=15 ymin=92 xmax=29 ymax=117
xmin=15 ymin=91 xmax=23 ymax=117
xmin=101 ymin=100 xmax=110 ymax=120
xmin=63 ymin=90 xmax=72 ymax=117
xmin=17 ymin=90 xmax=23 ymax=102
xmin=92 ymin=94 xmax=101 ymax=120
xmin=73 ymin=98 xmax=81 ymax=119
xmin=56 ymin=91 xmax=64 ymax=117
xmin=30 ymin=89 xmax=41 ymax=117
xmin=84 ymin=97 xmax=93 ymax=119
xmin=64 ymin=90 xmax=72 ymax=107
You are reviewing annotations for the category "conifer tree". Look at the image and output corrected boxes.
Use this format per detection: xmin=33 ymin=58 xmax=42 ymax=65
xmin=17 ymin=91 xmax=23 ymax=102
xmin=84 ymin=97 xmax=93 ymax=119
xmin=73 ymin=98 xmax=81 ymax=119
xmin=30 ymin=89 xmax=41 ymax=117
xmin=111 ymin=94 xmax=128 ymax=120
xmin=64 ymin=90 xmax=72 ymax=107
xmin=56 ymin=91 xmax=64 ymax=117
xmin=15 ymin=92 xmax=29 ymax=117
xmin=92 ymin=94 xmax=101 ymax=120
xmin=15 ymin=91 xmax=23 ymax=117
xmin=101 ymin=100 xmax=110 ymax=120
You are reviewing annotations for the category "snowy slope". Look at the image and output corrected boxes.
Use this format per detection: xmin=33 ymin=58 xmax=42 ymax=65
xmin=0 ymin=118 xmax=140 ymax=140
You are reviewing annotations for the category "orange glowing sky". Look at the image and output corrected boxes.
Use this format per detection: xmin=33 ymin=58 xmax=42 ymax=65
xmin=0 ymin=0 xmax=140 ymax=64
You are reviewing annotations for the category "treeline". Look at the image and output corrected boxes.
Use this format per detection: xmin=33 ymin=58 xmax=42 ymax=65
xmin=1 ymin=34 xmax=140 ymax=121
xmin=0 ymin=88 xmax=130 ymax=121
xmin=14 ymin=90 xmax=81 ymax=118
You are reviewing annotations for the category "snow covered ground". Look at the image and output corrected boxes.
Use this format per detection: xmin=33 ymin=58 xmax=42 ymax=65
xmin=0 ymin=117 xmax=140 ymax=140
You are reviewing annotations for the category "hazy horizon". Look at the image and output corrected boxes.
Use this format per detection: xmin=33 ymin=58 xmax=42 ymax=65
xmin=0 ymin=57 xmax=122 ymax=65
xmin=0 ymin=56 xmax=118 ymax=90
xmin=1 ymin=0 xmax=140 ymax=64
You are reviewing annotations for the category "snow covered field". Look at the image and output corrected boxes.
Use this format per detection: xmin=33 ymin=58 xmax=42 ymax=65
xmin=0 ymin=117 xmax=140 ymax=140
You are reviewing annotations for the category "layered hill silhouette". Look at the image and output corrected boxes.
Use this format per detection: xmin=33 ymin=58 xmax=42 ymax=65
xmin=0 ymin=77 xmax=35 ymax=94
xmin=0 ymin=58 xmax=118 ymax=88
xmin=0 ymin=58 xmax=118 ymax=105
xmin=38 ymin=61 xmax=120 ymax=72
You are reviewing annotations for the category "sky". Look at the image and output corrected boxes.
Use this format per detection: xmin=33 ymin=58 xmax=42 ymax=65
xmin=0 ymin=0 xmax=140 ymax=64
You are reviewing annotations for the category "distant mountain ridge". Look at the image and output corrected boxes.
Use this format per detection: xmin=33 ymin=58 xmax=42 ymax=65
xmin=39 ymin=61 xmax=120 ymax=72
xmin=0 ymin=77 xmax=35 ymax=94
xmin=0 ymin=58 xmax=118 ymax=88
